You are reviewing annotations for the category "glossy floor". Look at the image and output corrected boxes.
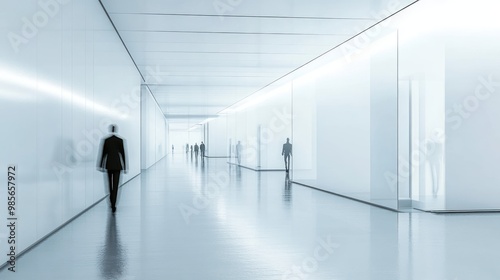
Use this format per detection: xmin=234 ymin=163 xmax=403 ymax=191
xmin=1 ymin=155 xmax=500 ymax=279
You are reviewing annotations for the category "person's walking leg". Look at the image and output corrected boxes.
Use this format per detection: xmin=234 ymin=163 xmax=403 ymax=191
xmin=112 ymin=171 xmax=120 ymax=212
xmin=107 ymin=171 xmax=113 ymax=208
xmin=114 ymin=171 xmax=121 ymax=208
xmin=285 ymin=155 xmax=290 ymax=172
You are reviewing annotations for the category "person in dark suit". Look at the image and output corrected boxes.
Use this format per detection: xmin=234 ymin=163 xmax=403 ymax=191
xmin=200 ymin=141 xmax=206 ymax=158
xmin=98 ymin=125 xmax=127 ymax=213
xmin=282 ymin=138 xmax=292 ymax=172
xmin=194 ymin=143 xmax=199 ymax=157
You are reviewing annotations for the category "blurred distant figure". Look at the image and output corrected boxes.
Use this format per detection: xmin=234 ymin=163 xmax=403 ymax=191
xmin=282 ymin=138 xmax=292 ymax=172
xmin=200 ymin=141 xmax=206 ymax=158
xmin=427 ymin=138 xmax=444 ymax=197
xmin=194 ymin=143 xmax=199 ymax=157
xmin=172 ymin=145 xmax=174 ymax=153
xmin=98 ymin=125 xmax=127 ymax=213
xmin=190 ymin=145 xmax=193 ymax=154
xmin=186 ymin=143 xmax=189 ymax=153
xmin=236 ymin=141 xmax=242 ymax=165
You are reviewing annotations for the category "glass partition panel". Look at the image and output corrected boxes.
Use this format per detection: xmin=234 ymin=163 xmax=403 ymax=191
xmin=292 ymin=27 xmax=399 ymax=210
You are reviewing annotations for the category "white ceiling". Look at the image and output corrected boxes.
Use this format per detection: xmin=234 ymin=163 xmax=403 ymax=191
xmin=101 ymin=0 xmax=415 ymax=130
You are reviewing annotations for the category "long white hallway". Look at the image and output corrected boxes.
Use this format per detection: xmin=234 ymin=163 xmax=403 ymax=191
xmin=1 ymin=155 xmax=500 ymax=280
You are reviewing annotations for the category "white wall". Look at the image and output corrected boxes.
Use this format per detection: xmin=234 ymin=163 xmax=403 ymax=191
xmin=221 ymin=0 xmax=500 ymax=211
xmin=369 ymin=31 xmax=399 ymax=208
xmin=141 ymin=86 xmax=167 ymax=169
xmin=220 ymin=0 xmax=500 ymax=211
xmin=226 ymin=83 xmax=292 ymax=170
xmin=395 ymin=0 xmax=500 ymax=211
xmin=397 ymin=0 xmax=447 ymax=209
xmin=206 ymin=116 xmax=228 ymax=157
xmin=222 ymin=19 xmax=399 ymax=207
xmin=0 ymin=0 xmax=142 ymax=262
xmin=441 ymin=2 xmax=500 ymax=210
xmin=291 ymin=28 xmax=398 ymax=209
xmin=296 ymin=0 xmax=500 ymax=211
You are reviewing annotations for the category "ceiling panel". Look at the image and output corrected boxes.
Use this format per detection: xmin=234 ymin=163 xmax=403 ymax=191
xmin=101 ymin=0 xmax=417 ymax=129
xmin=109 ymin=13 xmax=374 ymax=34
xmin=102 ymin=0 xmax=376 ymax=17
xmin=118 ymin=31 xmax=350 ymax=48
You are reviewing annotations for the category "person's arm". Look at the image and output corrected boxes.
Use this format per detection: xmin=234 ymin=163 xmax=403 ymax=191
xmin=120 ymin=139 xmax=127 ymax=172
xmin=98 ymin=140 xmax=107 ymax=171
xmin=282 ymin=144 xmax=285 ymax=156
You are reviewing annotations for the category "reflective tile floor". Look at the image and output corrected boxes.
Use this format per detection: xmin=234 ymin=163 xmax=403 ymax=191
xmin=2 ymin=155 xmax=500 ymax=279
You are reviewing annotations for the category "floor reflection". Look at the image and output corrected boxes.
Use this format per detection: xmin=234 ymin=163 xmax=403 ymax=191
xmin=4 ymin=157 xmax=500 ymax=279
xmin=99 ymin=215 xmax=126 ymax=280
xmin=283 ymin=173 xmax=292 ymax=204
xmin=235 ymin=165 xmax=242 ymax=181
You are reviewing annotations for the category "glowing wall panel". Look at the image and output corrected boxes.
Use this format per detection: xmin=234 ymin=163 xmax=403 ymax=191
xmin=0 ymin=0 xmax=142 ymax=262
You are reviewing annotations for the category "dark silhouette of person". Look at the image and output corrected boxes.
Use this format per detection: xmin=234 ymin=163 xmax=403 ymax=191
xmin=190 ymin=145 xmax=193 ymax=154
xmin=98 ymin=125 xmax=127 ymax=213
xmin=186 ymin=143 xmax=189 ymax=153
xmin=194 ymin=143 xmax=199 ymax=157
xmin=200 ymin=141 xmax=206 ymax=158
xmin=236 ymin=141 xmax=242 ymax=165
xmin=282 ymin=138 xmax=292 ymax=172
xmin=99 ymin=214 xmax=126 ymax=278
